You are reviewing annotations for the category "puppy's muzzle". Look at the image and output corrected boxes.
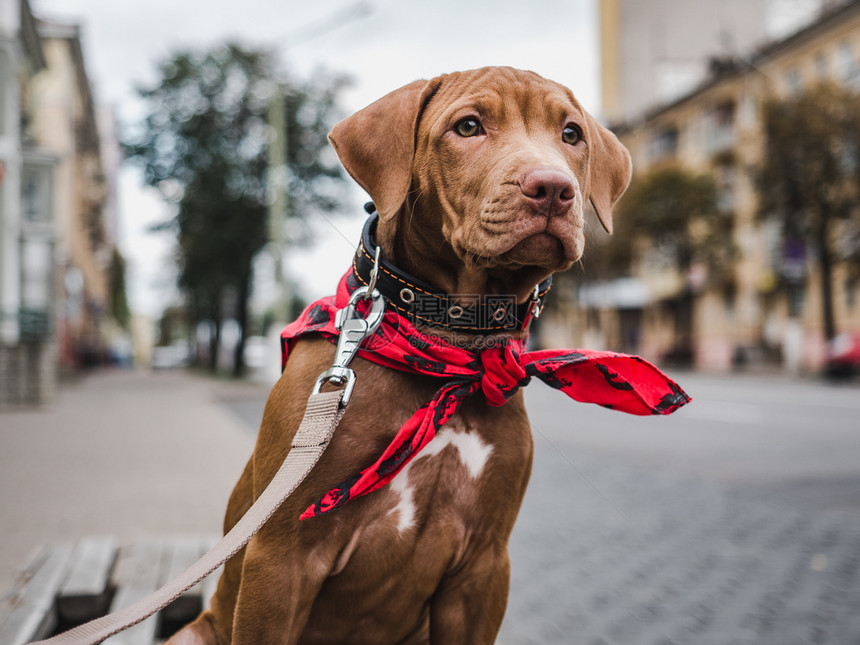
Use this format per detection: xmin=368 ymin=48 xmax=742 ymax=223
xmin=518 ymin=169 xmax=575 ymax=218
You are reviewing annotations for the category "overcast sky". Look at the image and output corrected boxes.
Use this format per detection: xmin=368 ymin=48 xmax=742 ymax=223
xmin=28 ymin=0 xmax=600 ymax=318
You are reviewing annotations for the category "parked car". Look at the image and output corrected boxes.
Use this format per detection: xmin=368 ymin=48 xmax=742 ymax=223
xmin=825 ymin=332 xmax=860 ymax=378
xmin=243 ymin=335 xmax=271 ymax=370
xmin=150 ymin=342 xmax=191 ymax=370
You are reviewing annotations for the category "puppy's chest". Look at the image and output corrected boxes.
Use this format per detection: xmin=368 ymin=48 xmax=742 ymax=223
xmin=382 ymin=422 xmax=495 ymax=534
xmin=319 ymin=411 xmax=532 ymax=583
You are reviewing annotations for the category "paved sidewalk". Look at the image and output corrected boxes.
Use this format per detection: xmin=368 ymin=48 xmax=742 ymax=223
xmin=0 ymin=369 xmax=258 ymax=593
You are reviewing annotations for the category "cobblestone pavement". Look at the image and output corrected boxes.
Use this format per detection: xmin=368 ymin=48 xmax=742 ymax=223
xmin=497 ymin=376 xmax=860 ymax=645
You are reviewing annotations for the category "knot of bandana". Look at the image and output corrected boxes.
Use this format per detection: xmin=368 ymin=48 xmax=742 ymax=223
xmin=281 ymin=272 xmax=691 ymax=520
xmin=479 ymin=342 xmax=529 ymax=407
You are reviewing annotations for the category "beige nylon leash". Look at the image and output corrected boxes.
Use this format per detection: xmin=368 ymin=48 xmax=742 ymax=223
xmin=30 ymin=283 xmax=386 ymax=645
xmin=29 ymin=389 xmax=346 ymax=645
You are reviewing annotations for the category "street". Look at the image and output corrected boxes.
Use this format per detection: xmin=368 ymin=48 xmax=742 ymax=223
xmin=523 ymin=371 xmax=860 ymax=511
xmin=500 ymin=372 xmax=860 ymax=644
xmin=1 ymin=369 xmax=859 ymax=644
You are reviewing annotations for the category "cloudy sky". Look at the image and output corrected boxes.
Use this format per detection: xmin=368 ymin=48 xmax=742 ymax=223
xmin=30 ymin=0 xmax=601 ymax=317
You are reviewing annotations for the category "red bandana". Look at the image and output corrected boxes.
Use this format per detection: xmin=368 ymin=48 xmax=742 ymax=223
xmin=281 ymin=272 xmax=690 ymax=520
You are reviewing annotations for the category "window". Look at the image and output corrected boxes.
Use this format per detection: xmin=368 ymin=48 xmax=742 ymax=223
xmin=839 ymin=42 xmax=855 ymax=81
xmin=787 ymin=283 xmax=805 ymax=318
xmin=20 ymin=238 xmax=53 ymax=308
xmin=815 ymin=52 xmax=829 ymax=79
xmin=649 ymin=126 xmax=678 ymax=162
xmin=738 ymin=93 xmax=756 ymax=128
xmin=705 ymin=101 xmax=736 ymax=154
xmin=715 ymin=163 xmax=736 ymax=212
xmin=21 ymin=166 xmax=51 ymax=222
xmin=723 ymin=282 xmax=737 ymax=319
xmin=785 ymin=67 xmax=802 ymax=95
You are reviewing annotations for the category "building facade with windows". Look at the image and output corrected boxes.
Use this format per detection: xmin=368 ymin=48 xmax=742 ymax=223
xmin=0 ymin=3 xmax=116 ymax=405
xmin=598 ymin=0 xmax=828 ymax=123
xmin=31 ymin=20 xmax=112 ymax=372
xmin=577 ymin=0 xmax=860 ymax=373
xmin=0 ymin=0 xmax=58 ymax=405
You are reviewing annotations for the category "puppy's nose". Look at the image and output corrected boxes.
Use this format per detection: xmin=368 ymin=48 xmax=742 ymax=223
xmin=519 ymin=169 xmax=575 ymax=216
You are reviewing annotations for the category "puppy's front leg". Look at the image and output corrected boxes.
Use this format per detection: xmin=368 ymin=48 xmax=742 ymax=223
xmin=428 ymin=545 xmax=511 ymax=645
xmin=230 ymin=531 xmax=329 ymax=645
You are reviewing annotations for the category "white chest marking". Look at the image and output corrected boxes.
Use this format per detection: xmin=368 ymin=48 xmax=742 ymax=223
xmin=387 ymin=426 xmax=493 ymax=533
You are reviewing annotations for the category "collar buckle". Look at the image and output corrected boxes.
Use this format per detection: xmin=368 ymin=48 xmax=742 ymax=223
xmin=522 ymin=285 xmax=545 ymax=331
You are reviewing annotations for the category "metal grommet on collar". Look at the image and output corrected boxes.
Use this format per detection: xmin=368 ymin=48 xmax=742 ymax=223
xmin=448 ymin=305 xmax=464 ymax=319
xmin=400 ymin=288 xmax=415 ymax=304
xmin=492 ymin=307 xmax=508 ymax=322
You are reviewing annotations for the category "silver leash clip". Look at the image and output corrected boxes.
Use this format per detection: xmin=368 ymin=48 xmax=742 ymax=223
xmin=312 ymin=284 xmax=385 ymax=407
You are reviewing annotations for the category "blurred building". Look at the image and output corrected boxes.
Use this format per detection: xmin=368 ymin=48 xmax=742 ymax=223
xmin=572 ymin=0 xmax=860 ymax=373
xmin=31 ymin=20 xmax=115 ymax=373
xmin=0 ymin=0 xmax=57 ymax=405
xmin=0 ymin=2 xmax=119 ymax=405
xmin=599 ymin=0 xmax=828 ymax=123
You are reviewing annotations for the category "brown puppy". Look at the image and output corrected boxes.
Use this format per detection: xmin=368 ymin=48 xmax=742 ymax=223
xmin=168 ymin=66 xmax=631 ymax=645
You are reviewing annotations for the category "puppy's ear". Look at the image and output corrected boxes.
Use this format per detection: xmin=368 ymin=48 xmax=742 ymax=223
xmin=584 ymin=115 xmax=632 ymax=235
xmin=328 ymin=78 xmax=440 ymax=221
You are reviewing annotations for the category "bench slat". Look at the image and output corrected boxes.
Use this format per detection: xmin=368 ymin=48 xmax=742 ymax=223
xmin=102 ymin=540 xmax=167 ymax=645
xmin=0 ymin=536 xmax=224 ymax=645
xmin=0 ymin=544 xmax=74 ymax=645
xmin=57 ymin=536 xmax=118 ymax=624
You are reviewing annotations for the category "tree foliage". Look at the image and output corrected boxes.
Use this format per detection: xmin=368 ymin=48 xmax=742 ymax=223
xmin=620 ymin=166 xmax=723 ymax=269
xmin=125 ymin=43 xmax=348 ymax=374
xmin=282 ymin=77 xmax=351 ymax=238
xmin=582 ymin=165 xmax=725 ymax=365
xmin=589 ymin=165 xmax=726 ymax=280
xmin=108 ymin=248 xmax=130 ymax=329
xmin=759 ymin=82 xmax=860 ymax=339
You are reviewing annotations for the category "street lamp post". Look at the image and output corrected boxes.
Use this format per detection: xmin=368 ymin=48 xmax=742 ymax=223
xmin=264 ymin=1 xmax=373 ymax=326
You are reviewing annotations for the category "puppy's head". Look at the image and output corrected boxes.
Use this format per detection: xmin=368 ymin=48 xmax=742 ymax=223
xmin=329 ymin=67 xmax=631 ymax=300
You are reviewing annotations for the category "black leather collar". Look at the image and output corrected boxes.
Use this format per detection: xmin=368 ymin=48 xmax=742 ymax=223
xmin=351 ymin=207 xmax=551 ymax=333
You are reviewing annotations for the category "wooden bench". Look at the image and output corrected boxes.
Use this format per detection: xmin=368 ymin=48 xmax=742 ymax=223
xmin=0 ymin=536 xmax=220 ymax=645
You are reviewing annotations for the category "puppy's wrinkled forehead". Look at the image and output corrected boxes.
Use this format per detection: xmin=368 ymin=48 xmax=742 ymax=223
xmin=419 ymin=68 xmax=585 ymax=136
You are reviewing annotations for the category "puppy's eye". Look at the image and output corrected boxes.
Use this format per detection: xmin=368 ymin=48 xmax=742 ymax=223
xmin=454 ymin=117 xmax=483 ymax=137
xmin=562 ymin=124 xmax=582 ymax=145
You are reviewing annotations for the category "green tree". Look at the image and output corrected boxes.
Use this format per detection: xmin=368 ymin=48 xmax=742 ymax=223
xmin=108 ymin=247 xmax=130 ymax=329
xmin=616 ymin=166 xmax=725 ymax=271
xmin=126 ymin=43 xmax=348 ymax=376
xmin=759 ymin=82 xmax=860 ymax=341
xmin=610 ymin=165 xmax=726 ymax=362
